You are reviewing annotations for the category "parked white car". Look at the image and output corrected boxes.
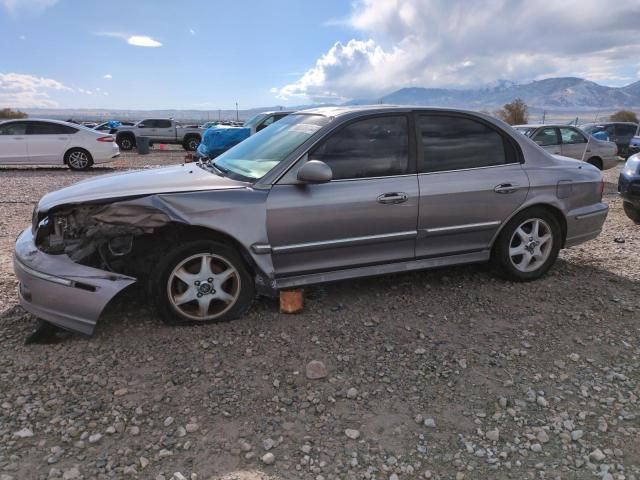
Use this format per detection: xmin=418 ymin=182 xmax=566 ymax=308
xmin=0 ymin=119 xmax=120 ymax=170
xmin=513 ymin=124 xmax=618 ymax=170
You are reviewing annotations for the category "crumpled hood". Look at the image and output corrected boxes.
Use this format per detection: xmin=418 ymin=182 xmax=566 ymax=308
xmin=38 ymin=164 xmax=247 ymax=213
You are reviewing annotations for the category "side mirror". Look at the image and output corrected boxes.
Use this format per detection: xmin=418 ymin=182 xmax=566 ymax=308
xmin=534 ymin=139 xmax=544 ymax=146
xmin=297 ymin=160 xmax=333 ymax=184
xmin=138 ymin=124 xmax=145 ymax=128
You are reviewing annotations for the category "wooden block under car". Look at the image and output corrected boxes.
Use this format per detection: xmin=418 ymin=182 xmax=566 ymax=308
xmin=280 ymin=289 xmax=304 ymax=314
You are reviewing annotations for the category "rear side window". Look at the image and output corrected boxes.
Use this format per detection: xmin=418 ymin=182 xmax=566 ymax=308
xmin=310 ymin=115 xmax=409 ymax=180
xmin=418 ymin=114 xmax=514 ymax=173
xmin=155 ymin=120 xmax=172 ymax=128
xmin=533 ymin=127 xmax=560 ymax=147
xmin=559 ymin=127 xmax=586 ymax=144
xmin=28 ymin=122 xmax=77 ymax=134
xmin=0 ymin=122 xmax=27 ymax=135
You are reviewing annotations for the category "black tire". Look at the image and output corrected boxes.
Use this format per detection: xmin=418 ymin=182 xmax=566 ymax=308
xmin=65 ymin=148 xmax=93 ymax=171
xmin=492 ymin=207 xmax=562 ymax=281
xmin=623 ymin=202 xmax=640 ymax=224
xmin=117 ymin=135 xmax=135 ymax=151
xmin=149 ymin=240 xmax=255 ymax=326
xmin=586 ymin=157 xmax=603 ymax=170
xmin=183 ymin=135 xmax=201 ymax=151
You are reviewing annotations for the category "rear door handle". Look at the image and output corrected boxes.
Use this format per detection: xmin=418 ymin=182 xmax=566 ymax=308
xmin=377 ymin=192 xmax=408 ymax=204
xmin=494 ymin=183 xmax=519 ymax=194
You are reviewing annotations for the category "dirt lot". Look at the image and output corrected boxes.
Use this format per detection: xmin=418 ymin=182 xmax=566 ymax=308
xmin=0 ymin=150 xmax=639 ymax=480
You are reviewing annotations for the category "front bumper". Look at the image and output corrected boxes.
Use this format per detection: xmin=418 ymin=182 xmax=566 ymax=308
xmin=564 ymin=202 xmax=608 ymax=248
xmin=13 ymin=228 xmax=136 ymax=335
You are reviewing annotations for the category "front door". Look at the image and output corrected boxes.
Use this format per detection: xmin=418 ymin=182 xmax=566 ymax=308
xmin=26 ymin=121 xmax=73 ymax=164
xmin=415 ymin=113 xmax=529 ymax=257
xmin=0 ymin=121 xmax=28 ymax=163
xmin=266 ymin=114 xmax=419 ymax=276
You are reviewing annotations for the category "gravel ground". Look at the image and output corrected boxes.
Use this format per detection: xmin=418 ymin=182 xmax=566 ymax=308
xmin=0 ymin=153 xmax=638 ymax=480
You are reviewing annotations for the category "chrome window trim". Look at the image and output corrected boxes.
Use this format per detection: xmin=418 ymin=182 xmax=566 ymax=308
xmin=418 ymin=162 xmax=521 ymax=176
xmin=272 ymin=230 xmax=418 ymax=254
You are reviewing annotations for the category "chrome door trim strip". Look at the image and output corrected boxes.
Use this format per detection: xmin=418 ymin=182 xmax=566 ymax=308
xmin=575 ymin=207 xmax=608 ymax=220
xmin=272 ymin=230 xmax=418 ymax=254
xmin=424 ymin=220 xmax=501 ymax=234
xmin=418 ymin=163 xmax=521 ymax=176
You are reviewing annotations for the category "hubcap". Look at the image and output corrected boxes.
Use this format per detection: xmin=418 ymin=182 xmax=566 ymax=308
xmin=509 ymin=218 xmax=553 ymax=273
xmin=68 ymin=151 xmax=88 ymax=169
xmin=167 ymin=253 xmax=240 ymax=321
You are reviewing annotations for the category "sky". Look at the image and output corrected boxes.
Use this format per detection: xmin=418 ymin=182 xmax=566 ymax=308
xmin=1 ymin=0 xmax=640 ymax=110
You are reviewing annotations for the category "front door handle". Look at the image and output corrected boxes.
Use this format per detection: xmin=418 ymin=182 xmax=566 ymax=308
xmin=494 ymin=183 xmax=519 ymax=194
xmin=377 ymin=192 xmax=408 ymax=204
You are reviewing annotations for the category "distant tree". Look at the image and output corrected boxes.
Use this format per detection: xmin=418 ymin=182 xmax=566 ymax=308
xmin=496 ymin=98 xmax=529 ymax=125
xmin=609 ymin=110 xmax=639 ymax=123
xmin=0 ymin=108 xmax=27 ymax=119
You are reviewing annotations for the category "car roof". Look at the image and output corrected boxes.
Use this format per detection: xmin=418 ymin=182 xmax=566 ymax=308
xmin=0 ymin=118 xmax=100 ymax=133
xmin=513 ymin=124 xmax=579 ymax=128
xmin=261 ymin=110 xmax=295 ymax=115
xmin=580 ymin=121 xmax=639 ymax=126
xmin=296 ymin=104 xmax=511 ymax=119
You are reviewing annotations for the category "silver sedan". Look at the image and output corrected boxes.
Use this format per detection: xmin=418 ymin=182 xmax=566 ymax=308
xmin=14 ymin=106 xmax=608 ymax=335
xmin=513 ymin=124 xmax=619 ymax=170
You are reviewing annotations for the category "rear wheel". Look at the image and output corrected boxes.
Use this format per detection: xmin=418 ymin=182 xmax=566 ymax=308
xmin=65 ymin=148 xmax=93 ymax=171
xmin=586 ymin=157 xmax=603 ymax=170
xmin=183 ymin=136 xmax=200 ymax=151
xmin=492 ymin=207 xmax=561 ymax=281
xmin=150 ymin=240 xmax=255 ymax=325
xmin=117 ymin=135 xmax=135 ymax=151
xmin=623 ymin=202 xmax=640 ymax=224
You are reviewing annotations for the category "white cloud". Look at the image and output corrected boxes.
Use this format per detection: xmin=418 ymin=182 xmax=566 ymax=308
xmin=278 ymin=0 xmax=640 ymax=101
xmin=189 ymin=28 xmax=196 ymax=36
xmin=96 ymin=32 xmax=162 ymax=48
xmin=128 ymin=35 xmax=162 ymax=48
xmin=1 ymin=0 xmax=57 ymax=12
xmin=103 ymin=74 xmax=113 ymax=79
xmin=19 ymin=35 xmax=25 ymax=40
xmin=0 ymin=72 xmax=70 ymax=107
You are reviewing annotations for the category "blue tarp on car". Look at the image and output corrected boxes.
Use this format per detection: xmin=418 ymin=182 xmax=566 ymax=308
xmin=197 ymin=125 xmax=250 ymax=159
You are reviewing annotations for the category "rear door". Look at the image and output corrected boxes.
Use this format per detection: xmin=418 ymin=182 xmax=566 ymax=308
xmin=26 ymin=121 xmax=75 ymax=164
xmin=559 ymin=127 xmax=588 ymax=160
xmin=154 ymin=119 xmax=175 ymax=142
xmin=415 ymin=112 xmax=529 ymax=258
xmin=0 ymin=121 xmax=29 ymax=163
xmin=266 ymin=114 xmax=419 ymax=276
xmin=531 ymin=127 xmax=561 ymax=155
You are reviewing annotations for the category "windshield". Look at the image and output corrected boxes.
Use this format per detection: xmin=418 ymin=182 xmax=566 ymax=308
xmin=514 ymin=126 xmax=535 ymax=136
xmin=212 ymin=114 xmax=330 ymax=181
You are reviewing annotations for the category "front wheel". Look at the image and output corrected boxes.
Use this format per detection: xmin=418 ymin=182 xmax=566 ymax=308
xmin=492 ymin=208 xmax=562 ymax=281
xmin=150 ymin=240 xmax=255 ymax=325
xmin=623 ymin=202 xmax=640 ymax=224
xmin=65 ymin=148 xmax=93 ymax=171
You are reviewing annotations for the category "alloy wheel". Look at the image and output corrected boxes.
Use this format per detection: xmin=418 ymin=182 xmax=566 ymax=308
xmin=167 ymin=253 xmax=241 ymax=321
xmin=68 ymin=151 xmax=89 ymax=169
xmin=508 ymin=218 xmax=553 ymax=273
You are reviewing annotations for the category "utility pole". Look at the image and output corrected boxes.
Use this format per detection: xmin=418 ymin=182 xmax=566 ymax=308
xmin=218 ymin=109 xmax=221 ymax=121
xmin=235 ymin=102 xmax=239 ymax=122
xmin=542 ymin=110 xmax=546 ymax=124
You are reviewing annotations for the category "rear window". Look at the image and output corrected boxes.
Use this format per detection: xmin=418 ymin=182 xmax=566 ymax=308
xmin=0 ymin=121 xmax=27 ymax=135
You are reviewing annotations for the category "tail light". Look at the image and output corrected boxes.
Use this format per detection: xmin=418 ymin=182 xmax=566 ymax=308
xmin=599 ymin=178 xmax=605 ymax=199
xmin=97 ymin=136 xmax=114 ymax=142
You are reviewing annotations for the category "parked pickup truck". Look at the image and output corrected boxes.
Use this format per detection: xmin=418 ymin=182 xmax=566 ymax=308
xmin=112 ymin=119 xmax=203 ymax=151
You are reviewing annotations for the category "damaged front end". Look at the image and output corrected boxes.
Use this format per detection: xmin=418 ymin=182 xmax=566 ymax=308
xmin=15 ymin=200 xmax=172 ymax=335
xmin=34 ymin=203 xmax=170 ymax=268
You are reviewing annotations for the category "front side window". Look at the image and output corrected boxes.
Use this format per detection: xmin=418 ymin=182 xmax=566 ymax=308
xmin=616 ymin=124 xmax=638 ymax=137
xmin=257 ymin=116 xmax=275 ymax=132
xmin=533 ymin=127 xmax=560 ymax=147
xmin=212 ymin=113 xmax=330 ymax=181
xmin=0 ymin=122 xmax=27 ymax=135
xmin=28 ymin=122 xmax=77 ymax=135
xmin=418 ymin=114 xmax=511 ymax=172
xmin=559 ymin=127 xmax=586 ymax=144
xmin=309 ymin=115 xmax=408 ymax=180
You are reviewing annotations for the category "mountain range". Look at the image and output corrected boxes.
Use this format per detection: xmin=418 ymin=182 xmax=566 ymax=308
xmin=368 ymin=77 xmax=640 ymax=110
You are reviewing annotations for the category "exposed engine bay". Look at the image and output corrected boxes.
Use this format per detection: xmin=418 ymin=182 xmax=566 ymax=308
xmin=34 ymin=202 xmax=171 ymax=273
